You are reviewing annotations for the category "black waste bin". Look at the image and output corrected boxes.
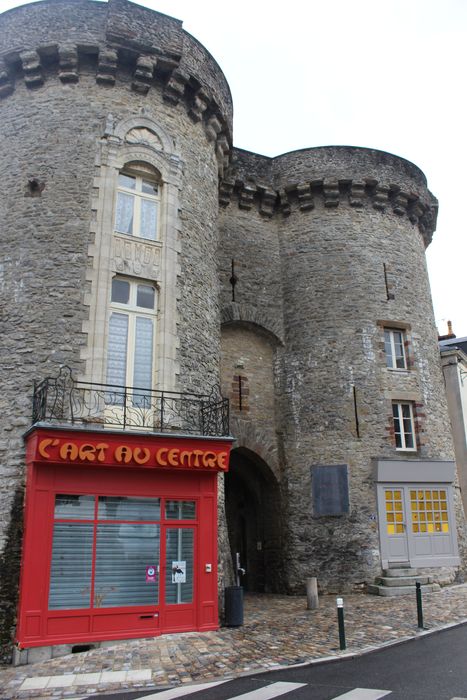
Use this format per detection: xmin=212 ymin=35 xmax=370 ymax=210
xmin=224 ymin=585 xmax=243 ymax=626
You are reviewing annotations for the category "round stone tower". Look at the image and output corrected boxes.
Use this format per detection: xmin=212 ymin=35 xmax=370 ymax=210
xmin=219 ymin=146 xmax=466 ymax=594
xmin=0 ymin=0 xmax=232 ymax=661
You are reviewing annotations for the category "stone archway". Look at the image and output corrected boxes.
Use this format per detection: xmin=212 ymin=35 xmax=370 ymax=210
xmin=225 ymin=447 xmax=284 ymax=593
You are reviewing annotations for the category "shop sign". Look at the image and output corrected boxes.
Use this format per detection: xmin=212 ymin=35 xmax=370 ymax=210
xmin=33 ymin=434 xmax=230 ymax=471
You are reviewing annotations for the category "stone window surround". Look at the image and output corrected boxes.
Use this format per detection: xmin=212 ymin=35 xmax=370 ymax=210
xmin=392 ymin=401 xmax=416 ymax=451
xmin=377 ymin=319 xmax=413 ymax=371
xmin=81 ymin=114 xmax=182 ymax=393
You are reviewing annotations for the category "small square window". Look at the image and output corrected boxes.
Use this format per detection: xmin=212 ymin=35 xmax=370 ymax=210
xmin=384 ymin=328 xmax=407 ymax=369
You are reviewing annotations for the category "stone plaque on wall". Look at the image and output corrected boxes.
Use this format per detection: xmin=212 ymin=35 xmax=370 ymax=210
xmin=311 ymin=464 xmax=349 ymax=516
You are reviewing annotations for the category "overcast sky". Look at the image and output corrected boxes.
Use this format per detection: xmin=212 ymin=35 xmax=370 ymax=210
xmin=3 ymin=0 xmax=466 ymax=337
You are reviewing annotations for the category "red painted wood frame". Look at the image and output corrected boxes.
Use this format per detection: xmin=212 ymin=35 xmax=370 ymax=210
xmin=16 ymin=428 xmax=232 ymax=649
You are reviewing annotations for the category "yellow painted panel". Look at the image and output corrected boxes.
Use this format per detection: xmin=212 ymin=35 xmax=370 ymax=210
xmin=395 ymin=502 xmax=402 ymax=511
xmin=385 ymin=492 xmax=393 ymax=501
xmin=394 ymin=490 xmax=401 ymax=499
xmin=396 ymin=513 xmax=403 ymax=522
xmin=427 ymin=523 xmax=434 ymax=533
xmin=426 ymin=501 xmax=432 ymax=509
xmin=440 ymin=490 xmax=446 ymax=499
xmin=442 ymin=523 xmax=449 ymax=533
xmin=441 ymin=502 xmax=447 ymax=511
xmin=396 ymin=524 xmax=404 ymax=533
xmin=425 ymin=490 xmax=432 ymax=498
xmin=432 ymin=490 xmax=439 ymax=498
xmin=410 ymin=490 xmax=416 ymax=499
xmin=387 ymin=514 xmax=394 ymax=522
xmin=413 ymin=524 xmax=419 ymax=533
xmin=387 ymin=524 xmax=395 ymax=534
xmin=420 ymin=524 xmax=427 ymax=532
xmin=441 ymin=512 xmax=448 ymax=521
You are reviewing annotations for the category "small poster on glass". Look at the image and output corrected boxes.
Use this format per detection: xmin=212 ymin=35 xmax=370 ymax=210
xmin=171 ymin=561 xmax=186 ymax=583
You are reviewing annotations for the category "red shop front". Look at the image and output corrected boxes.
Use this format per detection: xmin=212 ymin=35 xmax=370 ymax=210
xmin=16 ymin=427 xmax=232 ymax=649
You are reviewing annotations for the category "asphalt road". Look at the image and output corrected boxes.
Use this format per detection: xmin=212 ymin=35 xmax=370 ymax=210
xmin=85 ymin=621 xmax=467 ymax=700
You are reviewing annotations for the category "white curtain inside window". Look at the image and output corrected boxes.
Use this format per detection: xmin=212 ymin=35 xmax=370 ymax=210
xmin=115 ymin=192 xmax=134 ymax=234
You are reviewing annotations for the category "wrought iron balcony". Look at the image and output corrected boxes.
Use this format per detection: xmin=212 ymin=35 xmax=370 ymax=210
xmin=32 ymin=366 xmax=230 ymax=437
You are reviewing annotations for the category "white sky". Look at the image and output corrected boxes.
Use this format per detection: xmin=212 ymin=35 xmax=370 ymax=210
xmin=2 ymin=0 xmax=466 ymax=337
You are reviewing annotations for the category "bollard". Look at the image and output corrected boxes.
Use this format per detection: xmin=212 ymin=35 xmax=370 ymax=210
xmin=416 ymin=581 xmax=424 ymax=629
xmin=336 ymin=597 xmax=346 ymax=650
xmin=306 ymin=577 xmax=319 ymax=610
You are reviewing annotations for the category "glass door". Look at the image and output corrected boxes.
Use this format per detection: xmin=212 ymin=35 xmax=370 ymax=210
xmin=163 ymin=499 xmax=196 ymax=607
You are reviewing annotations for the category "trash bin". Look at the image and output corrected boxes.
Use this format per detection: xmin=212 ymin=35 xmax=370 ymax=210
xmin=224 ymin=585 xmax=243 ymax=626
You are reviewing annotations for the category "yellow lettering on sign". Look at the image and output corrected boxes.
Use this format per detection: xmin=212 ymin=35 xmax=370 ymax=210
xmin=168 ymin=449 xmax=179 ymax=467
xmin=38 ymin=438 xmax=59 ymax=458
xmin=217 ymin=452 xmax=228 ymax=470
xmin=202 ymin=451 xmax=217 ymax=468
xmin=133 ymin=447 xmax=151 ymax=465
xmin=60 ymin=442 xmax=79 ymax=460
xmin=156 ymin=448 xmax=168 ymax=466
xmin=115 ymin=445 xmax=132 ymax=463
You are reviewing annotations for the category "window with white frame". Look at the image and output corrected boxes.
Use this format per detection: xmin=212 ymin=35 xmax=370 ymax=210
xmin=106 ymin=278 xmax=157 ymax=401
xmin=115 ymin=172 xmax=160 ymax=241
xmin=384 ymin=328 xmax=407 ymax=369
xmin=392 ymin=402 xmax=416 ymax=451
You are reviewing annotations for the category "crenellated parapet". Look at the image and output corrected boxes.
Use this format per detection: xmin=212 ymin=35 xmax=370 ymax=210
xmin=220 ymin=146 xmax=438 ymax=246
xmin=0 ymin=0 xmax=232 ymax=174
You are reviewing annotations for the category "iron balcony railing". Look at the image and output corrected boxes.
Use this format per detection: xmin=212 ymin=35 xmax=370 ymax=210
xmin=32 ymin=366 xmax=230 ymax=437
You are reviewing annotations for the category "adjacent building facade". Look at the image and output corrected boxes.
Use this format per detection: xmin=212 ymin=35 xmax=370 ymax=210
xmin=0 ymin=0 xmax=465 ymax=663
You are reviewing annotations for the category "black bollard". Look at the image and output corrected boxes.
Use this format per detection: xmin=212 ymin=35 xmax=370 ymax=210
xmin=416 ymin=581 xmax=424 ymax=629
xmin=336 ymin=597 xmax=346 ymax=650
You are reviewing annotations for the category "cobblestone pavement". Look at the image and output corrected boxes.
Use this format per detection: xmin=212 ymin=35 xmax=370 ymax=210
xmin=1 ymin=585 xmax=467 ymax=699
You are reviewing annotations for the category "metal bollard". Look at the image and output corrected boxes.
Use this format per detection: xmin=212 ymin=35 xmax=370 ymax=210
xmin=416 ymin=581 xmax=424 ymax=629
xmin=336 ymin=597 xmax=346 ymax=650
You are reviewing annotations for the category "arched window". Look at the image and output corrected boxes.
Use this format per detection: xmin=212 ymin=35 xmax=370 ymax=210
xmin=115 ymin=167 xmax=160 ymax=241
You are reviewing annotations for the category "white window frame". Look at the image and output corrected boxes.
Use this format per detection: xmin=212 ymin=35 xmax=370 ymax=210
xmin=384 ymin=328 xmax=407 ymax=370
xmin=392 ymin=401 xmax=417 ymax=451
xmin=115 ymin=171 xmax=160 ymax=241
xmin=106 ymin=277 xmax=158 ymax=392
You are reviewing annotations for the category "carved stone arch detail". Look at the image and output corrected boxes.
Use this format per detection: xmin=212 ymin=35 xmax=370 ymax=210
xmin=229 ymin=418 xmax=281 ymax=483
xmin=113 ymin=114 xmax=175 ymax=155
xmin=221 ymin=302 xmax=284 ymax=345
xmin=111 ymin=145 xmax=182 ymax=187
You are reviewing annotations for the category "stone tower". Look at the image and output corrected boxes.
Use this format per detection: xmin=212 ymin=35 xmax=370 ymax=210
xmin=219 ymin=147 xmax=466 ymax=594
xmin=0 ymin=0 xmax=465 ymax=664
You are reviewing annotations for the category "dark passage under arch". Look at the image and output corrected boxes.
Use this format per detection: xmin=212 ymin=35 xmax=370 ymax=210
xmin=225 ymin=448 xmax=284 ymax=593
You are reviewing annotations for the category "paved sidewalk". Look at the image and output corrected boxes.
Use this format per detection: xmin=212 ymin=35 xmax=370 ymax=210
xmin=1 ymin=584 xmax=467 ymax=699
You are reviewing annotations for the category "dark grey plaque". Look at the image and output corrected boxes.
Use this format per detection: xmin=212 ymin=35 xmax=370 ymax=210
xmin=312 ymin=464 xmax=349 ymax=516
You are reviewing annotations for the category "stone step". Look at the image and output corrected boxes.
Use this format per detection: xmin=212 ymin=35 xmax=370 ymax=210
xmin=383 ymin=568 xmax=419 ymax=577
xmin=368 ymin=582 xmax=441 ymax=597
xmin=376 ymin=575 xmax=432 ymax=587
